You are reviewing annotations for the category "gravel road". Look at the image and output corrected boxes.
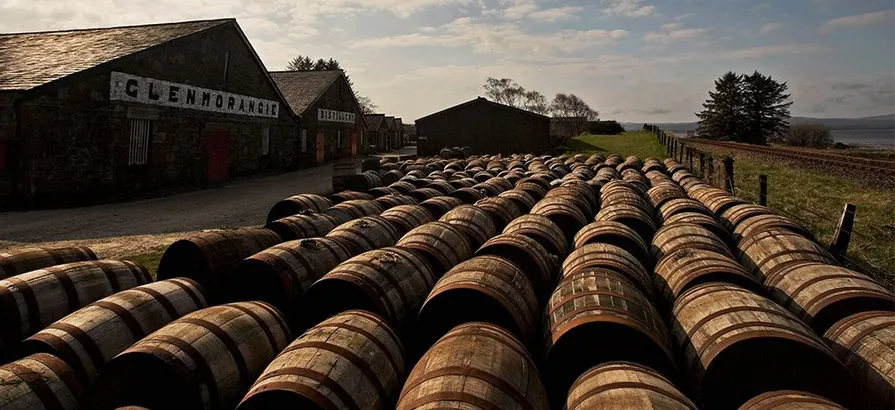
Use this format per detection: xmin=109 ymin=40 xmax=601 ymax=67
xmin=0 ymin=164 xmax=333 ymax=257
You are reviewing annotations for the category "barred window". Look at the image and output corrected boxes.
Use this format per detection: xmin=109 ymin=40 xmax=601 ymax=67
xmin=261 ymin=126 xmax=270 ymax=156
xmin=300 ymin=129 xmax=308 ymax=153
xmin=128 ymin=119 xmax=152 ymax=166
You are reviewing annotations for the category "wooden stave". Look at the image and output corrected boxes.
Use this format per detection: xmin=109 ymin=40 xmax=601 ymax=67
xmin=566 ymin=362 xmax=697 ymax=410
xmin=474 ymin=197 xmax=523 ymax=231
xmin=0 ymin=247 xmax=98 ymax=280
xmin=573 ymin=221 xmax=652 ymax=267
xmin=654 ymin=248 xmax=762 ymax=307
xmin=733 ymin=214 xmax=816 ymax=244
xmin=449 ymin=187 xmax=488 ymax=204
xmin=594 ymin=204 xmax=658 ymax=244
xmin=656 ymin=198 xmax=715 ymax=223
xmin=502 ymin=214 xmax=569 ymax=259
xmin=737 ymin=229 xmax=837 ymax=282
xmin=0 ymin=353 xmax=83 ymax=410
xmin=325 ymin=216 xmax=402 ymax=257
xmin=531 ymin=197 xmax=590 ymax=242
xmin=418 ymin=196 xmax=465 ymax=219
xmin=388 ymin=181 xmax=417 ymax=195
xmin=438 ymin=205 xmax=498 ymax=250
xmin=737 ymin=390 xmax=848 ymax=410
xmin=264 ymin=213 xmax=340 ymax=242
xmin=266 ymin=194 xmax=333 ymax=223
xmin=823 ymin=310 xmax=895 ymax=408
xmin=395 ymin=222 xmax=473 ymax=276
xmin=562 ymin=243 xmax=653 ymax=297
xmin=663 ymin=211 xmax=736 ymax=249
xmin=323 ymin=200 xmax=384 ymax=225
xmin=476 ymin=234 xmax=559 ymax=301
xmin=380 ymin=205 xmax=436 ymax=235
xmin=329 ymin=191 xmax=375 ymax=204
xmin=544 ymin=187 xmax=595 ymax=218
xmin=651 ymin=222 xmax=734 ymax=262
xmin=373 ymin=195 xmax=418 ymax=211
xmin=720 ymin=204 xmax=776 ymax=233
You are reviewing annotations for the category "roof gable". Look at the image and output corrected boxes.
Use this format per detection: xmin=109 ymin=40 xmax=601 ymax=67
xmin=0 ymin=19 xmax=231 ymax=91
xmin=269 ymin=70 xmax=342 ymax=117
xmin=365 ymin=113 xmax=385 ymax=130
xmin=416 ymin=97 xmax=549 ymax=123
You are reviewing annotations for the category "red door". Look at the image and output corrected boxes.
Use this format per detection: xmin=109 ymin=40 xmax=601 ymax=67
xmin=207 ymin=130 xmax=230 ymax=184
xmin=316 ymin=131 xmax=325 ymax=165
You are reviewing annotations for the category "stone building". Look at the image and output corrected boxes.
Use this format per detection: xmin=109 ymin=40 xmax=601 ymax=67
xmin=365 ymin=113 xmax=388 ymax=152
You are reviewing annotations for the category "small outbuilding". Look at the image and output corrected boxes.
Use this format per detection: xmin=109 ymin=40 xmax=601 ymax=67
xmin=415 ymin=97 xmax=550 ymax=156
xmin=365 ymin=113 xmax=387 ymax=152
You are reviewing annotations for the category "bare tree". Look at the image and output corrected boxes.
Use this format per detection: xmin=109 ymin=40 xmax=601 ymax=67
xmin=550 ymin=93 xmax=599 ymax=136
xmin=484 ymin=77 xmax=526 ymax=107
xmin=356 ymin=95 xmax=378 ymax=115
xmin=523 ymin=90 xmax=549 ymax=115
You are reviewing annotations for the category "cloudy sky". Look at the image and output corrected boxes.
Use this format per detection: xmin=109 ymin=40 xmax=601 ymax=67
xmin=2 ymin=0 xmax=894 ymax=122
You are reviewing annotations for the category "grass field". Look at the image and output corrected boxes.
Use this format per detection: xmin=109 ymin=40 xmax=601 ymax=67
xmin=566 ymin=131 xmax=668 ymax=159
xmin=124 ymin=251 xmax=164 ymax=279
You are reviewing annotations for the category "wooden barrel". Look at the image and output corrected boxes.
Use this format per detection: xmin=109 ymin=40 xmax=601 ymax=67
xmin=601 ymin=185 xmax=653 ymax=214
xmin=545 ymin=186 xmax=595 ymax=217
xmin=765 ymin=262 xmax=895 ymax=333
xmin=0 ymin=260 xmax=151 ymax=348
xmin=419 ymin=196 xmax=464 ymax=218
xmin=574 ymin=221 xmax=651 ymax=265
xmin=0 ymin=353 xmax=83 ymax=410
xmin=396 ymin=222 xmax=472 ymax=275
xmin=473 ymin=180 xmax=510 ymax=197
xmin=396 ymin=322 xmax=549 ymax=410
xmin=90 ymin=302 xmax=291 ymax=410
xmin=382 ymin=170 xmax=405 ymax=186
xmin=0 ymin=247 xmax=97 ymax=280
xmin=672 ymin=283 xmax=854 ymax=409
xmin=426 ymin=180 xmax=456 ymax=195
xmin=264 ymin=212 xmax=340 ymax=241
xmin=595 ymin=204 xmax=658 ymax=244
xmin=733 ymin=214 xmax=815 ymax=244
xmin=346 ymin=172 xmax=382 ymax=192
xmin=562 ymin=243 xmax=653 ymax=297
xmin=23 ymin=278 xmax=207 ymax=385
xmin=497 ymin=189 xmax=537 ymax=213
xmin=374 ymin=194 xmax=417 ymax=210
xmin=721 ymin=204 xmax=776 ymax=232
xmin=566 ymin=362 xmax=697 ymax=410
xmin=657 ymin=198 xmax=714 ymax=223
xmin=476 ymin=234 xmax=558 ymax=301
xmin=473 ymin=171 xmax=495 ymax=183
xmin=824 ymin=311 xmax=895 ymax=408
xmin=738 ymin=229 xmax=836 ymax=282
xmin=388 ymin=181 xmax=417 ymax=195
xmin=325 ymin=216 xmax=402 ymax=257
xmin=545 ymin=269 xmax=676 ymax=399
xmin=407 ymin=188 xmax=442 ymax=203
xmin=654 ymin=248 xmax=762 ymax=306
xmin=419 ymin=256 xmax=539 ymax=346
xmin=448 ymin=178 xmax=476 ymax=189
xmin=738 ymin=391 xmax=848 ymax=410
xmin=515 ymin=178 xmax=549 ymax=200
xmin=531 ymin=197 xmax=589 ymax=241
xmin=330 ymin=190 xmax=375 ymax=204
xmin=324 ymin=200 xmax=384 ymax=224
xmin=266 ymin=194 xmax=333 ymax=223
xmin=438 ymin=205 xmax=497 ymax=250
xmin=689 ymin=187 xmax=748 ymax=215
xmin=652 ymin=222 xmax=733 ymax=261
xmin=561 ymin=179 xmax=600 ymax=207
xmin=237 ymin=310 xmax=405 ymax=410
xmin=502 ymin=214 xmax=568 ymax=258
xmin=646 ymin=183 xmax=687 ymax=206
xmin=381 ymin=205 xmax=435 ymax=235
xmin=663 ymin=211 xmax=735 ymax=249
xmin=474 ymin=197 xmax=522 ymax=231
xmin=450 ymin=187 xmax=488 ymax=204
xmin=303 ymin=247 xmax=436 ymax=330
xmin=226 ymin=238 xmax=351 ymax=324
xmin=157 ymin=228 xmax=282 ymax=300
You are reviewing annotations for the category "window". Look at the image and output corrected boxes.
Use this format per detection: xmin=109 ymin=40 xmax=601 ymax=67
xmin=300 ymin=129 xmax=308 ymax=153
xmin=337 ymin=130 xmax=342 ymax=149
xmin=261 ymin=126 xmax=270 ymax=156
xmin=128 ymin=119 xmax=152 ymax=165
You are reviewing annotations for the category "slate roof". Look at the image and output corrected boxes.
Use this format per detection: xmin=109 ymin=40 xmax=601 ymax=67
xmin=0 ymin=19 xmax=231 ymax=91
xmin=384 ymin=116 xmax=395 ymax=130
xmin=416 ymin=96 xmax=549 ymax=123
xmin=269 ymin=70 xmax=342 ymax=117
xmin=365 ymin=114 xmax=385 ymax=130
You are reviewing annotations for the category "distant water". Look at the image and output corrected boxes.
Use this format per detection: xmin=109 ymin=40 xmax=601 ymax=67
xmin=831 ymin=129 xmax=894 ymax=149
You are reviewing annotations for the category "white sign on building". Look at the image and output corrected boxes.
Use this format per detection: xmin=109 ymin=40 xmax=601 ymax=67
xmin=110 ymin=72 xmax=279 ymax=119
xmin=318 ymin=108 xmax=356 ymax=124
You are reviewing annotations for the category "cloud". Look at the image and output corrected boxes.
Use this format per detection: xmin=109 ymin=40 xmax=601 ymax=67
xmin=661 ymin=22 xmax=682 ymax=30
xmin=760 ymin=22 xmax=781 ymax=34
xmin=821 ymin=10 xmax=895 ymax=32
xmin=644 ymin=28 xmax=706 ymax=44
xmin=603 ymin=0 xmax=657 ymax=18
xmin=793 ymin=74 xmax=894 ymax=116
xmin=528 ymin=6 xmax=584 ymax=22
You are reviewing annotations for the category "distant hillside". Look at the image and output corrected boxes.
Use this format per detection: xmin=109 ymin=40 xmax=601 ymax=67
xmin=623 ymin=114 xmax=894 ymax=132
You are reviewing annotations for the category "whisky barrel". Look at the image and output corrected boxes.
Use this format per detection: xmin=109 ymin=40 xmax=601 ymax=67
xmin=264 ymin=212 xmax=340 ymax=241
xmin=672 ymin=283 xmax=854 ymax=409
xmin=472 ymin=181 xmax=507 ymax=197
xmin=388 ymin=181 xmax=417 ymax=195
xmin=407 ymin=188 xmax=442 ymax=202
xmin=419 ymin=256 xmax=539 ymax=346
xmin=652 ymin=223 xmax=733 ymax=261
xmin=545 ymin=270 xmax=676 ymax=399
xmin=654 ymin=248 xmax=762 ymax=306
xmin=486 ymin=177 xmax=514 ymax=191
xmin=23 ymin=278 xmax=207 ymax=385
xmin=450 ymin=187 xmax=488 ymax=204
xmin=157 ymin=228 xmax=282 ymax=300
xmin=448 ymin=178 xmax=476 ymax=189
xmin=473 ymin=171 xmax=495 ymax=183
xmin=657 ymin=198 xmax=714 ymax=223
xmin=226 ymin=238 xmax=351 ymax=323
xmin=382 ymin=170 xmax=405 ymax=186
xmin=503 ymin=214 xmax=568 ymax=258
xmin=601 ymin=184 xmax=653 ymax=214
xmin=237 ymin=310 xmax=405 ymax=410
xmin=688 ymin=187 xmax=748 ymax=215
xmin=91 ymin=302 xmax=291 ymax=410
xmin=475 ymin=234 xmax=558 ymax=301
xmin=474 ymin=197 xmax=523 ymax=230
xmin=0 ymin=353 xmax=83 ymax=410
xmin=545 ymin=186 xmax=595 ymax=217
xmin=566 ymin=362 xmax=697 ymax=410
xmin=497 ymin=189 xmax=538 ymax=213
xmin=330 ymin=190 xmax=375 ymax=204
xmin=515 ymin=178 xmax=550 ymax=199
xmin=438 ymin=205 xmax=497 ymax=250
xmin=596 ymin=167 xmax=621 ymax=180
xmin=738 ymin=229 xmax=836 ymax=282
xmin=766 ymin=262 xmax=895 ymax=333
xmin=562 ymin=243 xmax=653 ymax=297
xmin=426 ymin=180 xmax=456 ymax=195
xmin=663 ymin=211 xmax=735 ymax=249
xmin=573 ymin=221 xmax=651 ymax=265
xmin=345 ymin=172 xmax=383 ymax=192
xmin=325 ymin=216 xmax=402 ymax=257
xmin=374 ymin=194 xmax=417 ymax=210
xmin=396 ymin=222 xmax=473 ymax=275
xmin=266 ymin=194 xmax=333 ymax=223
xmin=721 ymin=204 xmax=776 ymax=232
xmin=531 ymin=197 xmax=589 ymax=241
xmin=381 ymin=205 xmax=435 ymax=235
xmin=595 ymin=204 xmax=658 ymax=244
xmin=419 ymin=196 xmax=464 ymax=218
xmin=0 ymin=247 xmax=97 ymax=280
xmin=824 ymin=311 xmax=895 ymax=408
xmin=0 ymin=260 xmax=151 ymax=349
xmin=324 ymin=200 xmax=384 ymax=224
xmin=303 ymin=247 xmax=436 ymax=330
xmin=396 ymin=322 xmax=549 ymax=410
xmin=733 ymin=214 xmax=815 ymax=244
xmin=738 ymin=391 xmax=848 ymax=410
xmin=647 ymin=184 xmax=687 ymax=209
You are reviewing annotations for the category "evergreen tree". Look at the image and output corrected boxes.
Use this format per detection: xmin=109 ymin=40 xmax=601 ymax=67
xmin=743 ymin=71 xmax=793 ymax=144
xmin=696 ymin=72 xmax=746 ymax=141
xmin=286 ymin=55 xmax=376 ymax=114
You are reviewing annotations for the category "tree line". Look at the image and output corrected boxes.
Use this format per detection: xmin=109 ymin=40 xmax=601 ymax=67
xmin=482 ymin=77 xmax=599 ymax=120
xmin=286 ymin=55 xmax=377 ymax=114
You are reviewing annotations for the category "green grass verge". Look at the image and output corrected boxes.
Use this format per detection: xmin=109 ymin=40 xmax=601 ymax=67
xmin=566 ymin=131 xmax=668 ymax=159
xmin=124 ymin=251 xmax=164 ymax=280
xmin=729 ymin=158 xmax=895 ymax=287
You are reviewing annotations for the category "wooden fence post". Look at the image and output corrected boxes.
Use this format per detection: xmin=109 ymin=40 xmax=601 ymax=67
xmin=830 ymin=203 xmax=857 ymax=260
xmin=707 ymin=157 xmax=714 ymax=185
xmin=759 ymin=175 xmax=768 ymax=206
xmin=699 ymin=153 xmax=705 ymax=177
xmin=723 ymin=156 xmax=735 ymax=194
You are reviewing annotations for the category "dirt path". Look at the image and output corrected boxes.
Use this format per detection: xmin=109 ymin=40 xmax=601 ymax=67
xmin=0 ymin=164 xmax=333 ymax=257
